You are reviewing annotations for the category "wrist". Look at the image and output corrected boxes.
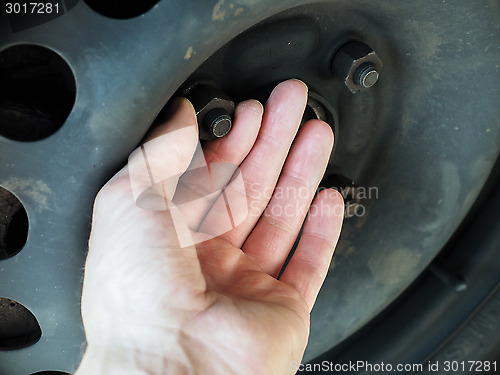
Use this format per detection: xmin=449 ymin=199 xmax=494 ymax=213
xmin=75 ymin=345 xmax=192 ymax=375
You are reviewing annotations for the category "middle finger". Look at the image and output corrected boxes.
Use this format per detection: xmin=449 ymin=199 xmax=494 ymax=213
xmin=198 ymin=79 xmax=308 ymax=247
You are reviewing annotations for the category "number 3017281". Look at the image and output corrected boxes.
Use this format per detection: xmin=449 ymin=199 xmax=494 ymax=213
xmin=6 ymin=3 xmax=60 ymax=14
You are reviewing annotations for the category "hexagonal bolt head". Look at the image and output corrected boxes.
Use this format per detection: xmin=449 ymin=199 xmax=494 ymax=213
xmin=185 ymin=85 xmax=235 ymax=140
xmin=331 ymin=41 xmax=383 ymax=94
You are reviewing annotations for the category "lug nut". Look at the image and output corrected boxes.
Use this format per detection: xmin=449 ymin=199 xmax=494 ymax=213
xmin=184 ymin=85 xmax=235 ymax=140
xmin=331 ymin=41 xmax=383 ymax=94
xmin=204 ymin=108 xmax=232 ymax=138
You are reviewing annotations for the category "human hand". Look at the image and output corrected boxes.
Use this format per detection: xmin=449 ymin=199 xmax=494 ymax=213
xmin=75 ymin=80 xmax=344 ymax=375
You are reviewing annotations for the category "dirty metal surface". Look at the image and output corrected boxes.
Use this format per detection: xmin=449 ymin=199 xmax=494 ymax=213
xmin=0 ymin=0 xmax=499 ymax=373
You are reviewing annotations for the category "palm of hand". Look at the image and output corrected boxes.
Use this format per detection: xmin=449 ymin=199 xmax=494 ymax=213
xmin=79 ymin=80 xmax=343 ymax=375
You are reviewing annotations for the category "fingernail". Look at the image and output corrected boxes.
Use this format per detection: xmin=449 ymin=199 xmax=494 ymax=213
xmin=245 ymin=99 xmax=264 ymax=116
xmin=291 ymin=78 xmax=309 ymax=93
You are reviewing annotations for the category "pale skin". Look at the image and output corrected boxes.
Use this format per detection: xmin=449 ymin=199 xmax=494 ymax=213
xmin=75 ymin=80 xmax=344 ymax=375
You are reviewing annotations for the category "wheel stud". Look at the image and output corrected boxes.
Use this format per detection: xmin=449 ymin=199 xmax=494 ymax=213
xmin=204 ymin=108 xmax=232 ymax=138
xmin=354 ymin=63 xmax=379 ymax=88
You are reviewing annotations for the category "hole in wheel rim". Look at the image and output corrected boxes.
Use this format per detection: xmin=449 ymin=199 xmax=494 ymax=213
xmin=83 ymin=0 xmax=161 ymax=19
xmin=0 ymin=186 xmax=29 ymax=260
xmin=0 ymin=297 xmax=41 ymax=350
xmin=0 ymin=44 xmax=76 ymax=142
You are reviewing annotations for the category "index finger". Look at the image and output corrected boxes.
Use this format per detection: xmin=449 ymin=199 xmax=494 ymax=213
xmin=128 ymin=98 xmax=199 ymax=208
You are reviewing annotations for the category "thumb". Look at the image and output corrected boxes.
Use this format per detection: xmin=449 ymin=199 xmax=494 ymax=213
xmin=127 ymin=98 xmax=200 ymax=210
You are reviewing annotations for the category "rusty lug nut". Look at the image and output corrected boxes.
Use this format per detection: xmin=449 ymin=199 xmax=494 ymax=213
xmin=185 ymin=85 xmax=235 ymax=140
xmin=331 ymin=41 xmax=383 ymax=94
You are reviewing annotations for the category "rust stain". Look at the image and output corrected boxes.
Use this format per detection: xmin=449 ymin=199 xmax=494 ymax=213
xmin=234 ymin=7 xmax=244 ymax=16
xmin=212 ymin=0 xmax=226 ymax=21
xmin=184 ymin=46 xmax=195 ymax=60
xmin=368 ymin=248 xmax=421 ymax=288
